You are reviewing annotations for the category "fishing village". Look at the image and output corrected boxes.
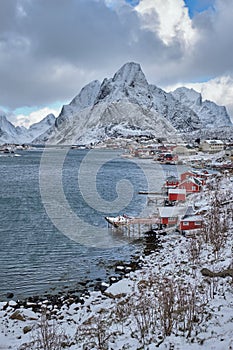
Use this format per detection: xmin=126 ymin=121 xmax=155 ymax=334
xmin=1 ymin=143 xmax=233 ymax=350
xmin=1 ymin=1 xmax=233 ymax=347
xmin=105 ymin=138 xmax=233 ymax=240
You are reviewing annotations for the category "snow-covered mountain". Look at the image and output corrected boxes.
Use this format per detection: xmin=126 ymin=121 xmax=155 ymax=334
xmin=0 ymin=115 xmax=23 ymax=144
xmin=0 ymin=114 xmax=55 ymax=144
xmin=35 ymin=62 xmax=232 ymax=145
xmin=2 ymin=62 xmax=231 ymax=145
xmin=171 ymin=87 xmax=232 ymax=128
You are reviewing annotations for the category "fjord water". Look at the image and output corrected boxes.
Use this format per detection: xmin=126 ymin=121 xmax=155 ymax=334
xmin=0 ymin=149 xmax=178 ymax=301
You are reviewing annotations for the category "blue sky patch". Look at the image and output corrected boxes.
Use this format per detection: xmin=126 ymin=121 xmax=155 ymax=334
xmin=183 ymin=0 xmax=215 ymax=18
xmin=125 ymin=0 xmax=140 ymax=6
xmin=125 ymin=0 xmax=216 ymax=16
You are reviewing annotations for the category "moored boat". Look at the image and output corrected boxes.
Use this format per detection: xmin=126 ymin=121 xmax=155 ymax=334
xmin=105 ymin=214 xmax=131 ymax=227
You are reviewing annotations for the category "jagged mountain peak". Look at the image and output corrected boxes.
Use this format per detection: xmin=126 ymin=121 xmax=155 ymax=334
xmin=112 ymin=62 xmax=148 ymax=87
xmin=95 ymin=62 xmax=150 ymax=106
xmin=172 ymin=86 xmax=232 ymax=128
xmin=172 ymin=87 xmax=202 ymax=106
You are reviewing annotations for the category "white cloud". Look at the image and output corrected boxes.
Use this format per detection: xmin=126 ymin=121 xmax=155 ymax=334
xmin=135 ymin=0 xmax=197 ymax=47
xmin=13 ymin=107 xmax=60 ymax=128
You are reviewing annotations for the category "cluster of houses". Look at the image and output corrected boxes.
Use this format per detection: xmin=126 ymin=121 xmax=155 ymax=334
xmin=156 ymin=169 xmax=212 ymax=233
xmin=0 ymin=144 xmax=30 ymax=153
xmin=126 ymin=139 xmax=233 ymax=163
xmin=164 ymin=169 xmax=210 ymax=196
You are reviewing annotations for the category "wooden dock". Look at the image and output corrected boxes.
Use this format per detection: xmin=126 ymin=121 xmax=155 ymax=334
xmin=138 ymin=191 xmax=165 ymax=195
xmin=106 ymin=216 xmax=176 ymax=237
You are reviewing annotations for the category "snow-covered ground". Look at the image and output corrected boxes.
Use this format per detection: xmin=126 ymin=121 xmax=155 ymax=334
xmin=0 ymin=173 xmax=232 ymax=350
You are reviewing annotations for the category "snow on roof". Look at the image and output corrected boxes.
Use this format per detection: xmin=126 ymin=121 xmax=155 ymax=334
xmin=192 ymin=169 xmax=209 ymax=176
xmin=179 ymin=177 xmax=202 ymax=186
xmin=166 ymin=175 xmax=179 ymax=181
xmin=168 ymin=188 xmax=186 ymax=194
xmin=158 ymin=206 xmax=187 ymax=218
xmin=184 ymin=205 xmax=195 ymax=217
xmin=181 ymin=215 xmax=203 ymax=222
xmin=204 ymin=140 xmax=224 ymax=144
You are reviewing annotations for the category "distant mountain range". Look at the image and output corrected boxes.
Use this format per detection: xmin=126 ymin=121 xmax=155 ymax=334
xmin=0 ymin=114 xmax=55 ymax=144
xmin=1 ymin=62 xmax=232 ymax=145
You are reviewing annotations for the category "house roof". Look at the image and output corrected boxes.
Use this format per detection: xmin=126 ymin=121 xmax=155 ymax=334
xmin=168 ymin=188 xmax=186 ymax=195
xmin=192 ymin=170 xmax=209 ymax=176
xmin=158 ymin=207 xmax=187 ymax=218
xmin=179 ymin=177 xmax=202 ymax=187
xmin=182 ymin=171 xmax=195 ymax=175
xmin=181 ymin=215 xmax=203 ymax=222
xmin=204 ymin=140 xmax=224 ymax=145
xmin=166 ymin=176 xmax=179 ymax=181
xmin=183 ymin=205 xmax=195 ymax=218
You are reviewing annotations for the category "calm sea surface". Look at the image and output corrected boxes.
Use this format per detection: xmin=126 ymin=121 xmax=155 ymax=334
xmin=0 ymin=149 xmax=183 ymax=301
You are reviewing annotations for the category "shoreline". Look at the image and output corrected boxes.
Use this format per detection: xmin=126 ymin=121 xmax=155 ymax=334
xmin=1 ymin=234 xmax=161 ymax=312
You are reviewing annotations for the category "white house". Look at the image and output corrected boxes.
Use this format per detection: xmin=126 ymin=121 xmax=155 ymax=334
xmin=201 ymin=140 xmax=225 ymax=153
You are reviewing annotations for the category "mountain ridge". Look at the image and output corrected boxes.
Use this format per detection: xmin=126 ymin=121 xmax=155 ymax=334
xmin=1 ymin=62 xmax=232 ymax=145
xmin=36 ymin=62 xmax=231 ymax=145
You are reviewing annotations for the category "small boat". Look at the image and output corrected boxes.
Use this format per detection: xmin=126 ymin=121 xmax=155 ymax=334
xmin=105 ymin=214 xmax=132 ymax=227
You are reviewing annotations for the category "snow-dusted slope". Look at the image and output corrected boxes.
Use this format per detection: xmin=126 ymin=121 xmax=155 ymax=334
xmin=0 ymin=115 xmax=24 ymax=144
xmin=149 ymin=85 xmax=200 ymax=131
xmin=40 ymin=100 xmax=177 ymax=145
xmin=0 ymin=114 xmax=55 ymax=144
xmin=172 ymin=87 xmax=232 ymax=128
xmin=26 ymin=114 xmax=55 ymax=141
xmin=55 ymin=80 xmax=101 ymax=129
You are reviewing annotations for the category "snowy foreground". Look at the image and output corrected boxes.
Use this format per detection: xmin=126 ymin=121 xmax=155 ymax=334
xmin=0 ymin=175 xmax=232 ymax=350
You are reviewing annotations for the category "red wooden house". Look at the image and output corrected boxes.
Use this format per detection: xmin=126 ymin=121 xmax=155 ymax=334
xmin=158 ymin=207 xmax=187 ymax=226
xmin=192 ymin=170 xmax=211 ymax=185
xmin=164 ymin=176 xmax=179 ymax=189
xmin=168 ymin=188 xmax=186 ymax=202
xmin=157 ymin=153 xmax=178 ymax=164
xmin=180 ymin=215 xmax=203 ymax=231
xmin=180 ymin=171 xmax=196 ymax=182
xmin=178 ymin=177 xmax=202 ymax=193
xmin=181 ymin=170 xmax=210 ymax=185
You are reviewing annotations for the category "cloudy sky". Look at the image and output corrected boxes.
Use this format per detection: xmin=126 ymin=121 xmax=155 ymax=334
xmin=1 ymin=0 xmax=233 ymax=127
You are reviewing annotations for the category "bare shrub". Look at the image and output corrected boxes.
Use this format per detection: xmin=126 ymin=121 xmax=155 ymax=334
xmin=75 ymin=309 xmax=115 ymax=350
xmin=157 ymin=278 xmax=175 ymax=337
xmin=187 ymin=236 xmax=202 ymax=266
xmin=113 ymin=296 xmax=132 ymax=334
xmin=201 ymin=181 xmax=229 ymax=259
xmin=131 ymin=292 xmax=158 ymax=347
xmin=19 ymin=310 xmax=68 ymax=350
